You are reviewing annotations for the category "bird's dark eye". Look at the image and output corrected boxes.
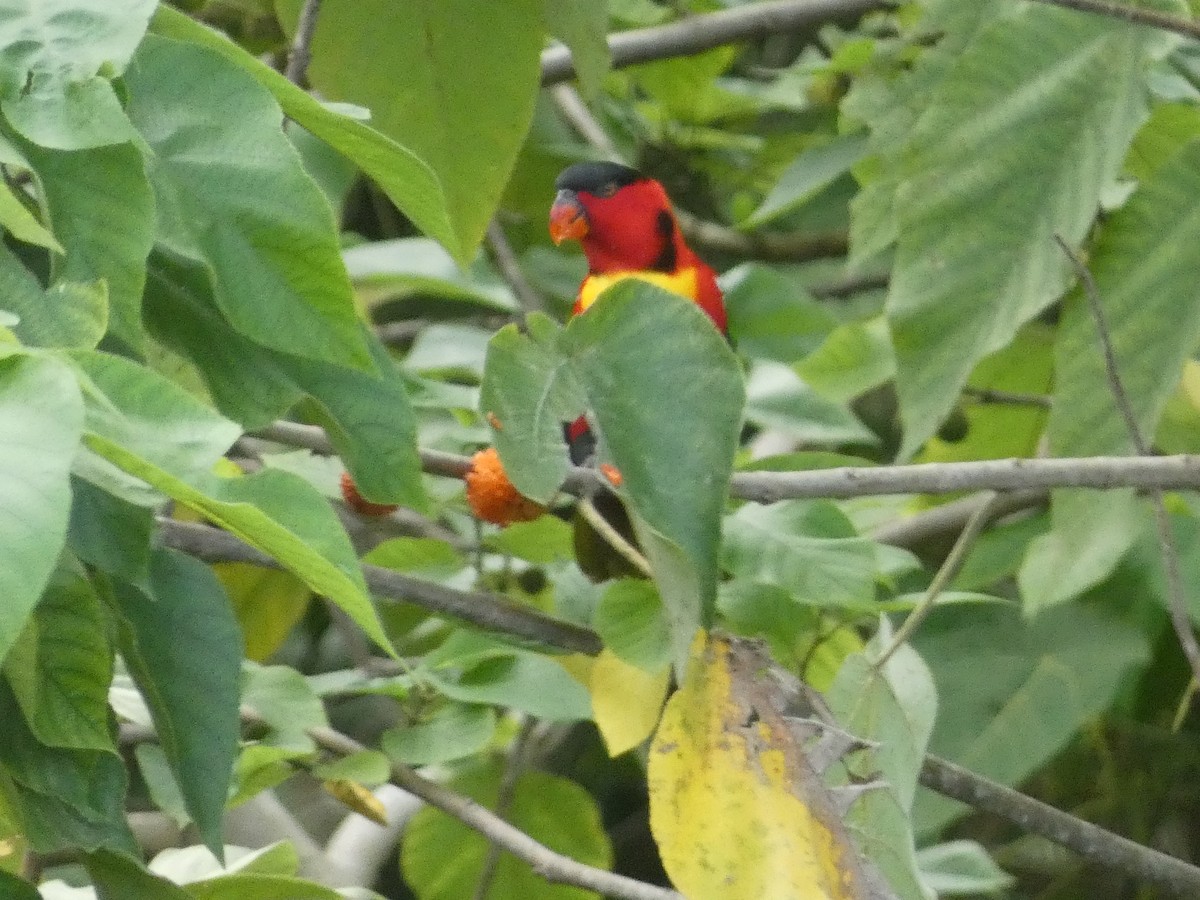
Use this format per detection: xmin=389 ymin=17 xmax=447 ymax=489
xmin=596 ymin=182 xmax=618 ymax=198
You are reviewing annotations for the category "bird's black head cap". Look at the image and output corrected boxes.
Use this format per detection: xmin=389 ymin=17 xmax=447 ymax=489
xmin=555 ymin=161 xmax=643 ymax=194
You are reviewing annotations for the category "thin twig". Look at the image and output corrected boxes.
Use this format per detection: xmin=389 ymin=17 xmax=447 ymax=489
xmin=486 ymin=221 xmax=545 ymax=314
xmin=284 ymin=0 xmax=323 ymax=85
xmin=578 ymin=498 xmax=654 ymax=578
xmin=963 ymin=386 xmax=1052 ymax=408
xmin=874 ymin=493 xmax=1002 ymax=667
xmin=307 ymin=725 xmax=683 ymax=900
xmin=868 ymin=489 xmax=1047 ymax=550
xmin=472 ymin=718 xmax=538 ymax=900
xmin=551 ymin=84 xmax=619 ymax=157
xmin=541 ymin=0 xmax=887 ymax=85
xmin=159 ymin=519 xmax=602 ymax=655
xmin=1027 ymin=0 xmax=1200 ymax=41
xmin=1054 ymin=234 xmax=1200 ymax=684
xmin=920 ymin=754 xmax=1200 ymax=898
xmin=252 ymin=419 xmax=1200 ymax=502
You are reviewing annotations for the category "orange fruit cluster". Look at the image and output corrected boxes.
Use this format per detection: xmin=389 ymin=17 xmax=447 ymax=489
xmin=465 ymin=448 xmax=546 ymax=526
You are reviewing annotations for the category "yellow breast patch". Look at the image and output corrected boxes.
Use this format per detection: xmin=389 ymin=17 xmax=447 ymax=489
xmin=578 ymin=268 xmax=699 ymax=312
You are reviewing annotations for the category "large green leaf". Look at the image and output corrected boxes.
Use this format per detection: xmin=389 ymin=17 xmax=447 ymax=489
xmin=913 ymin=601 xmax=1151 ymax=834
xmin=149 ymin=6 xmax=458 ymax=261
xmin=144 ymin=253 xmax=426 ymax=508
xmin=0 ymin=680 xmax=133 ymax=853
xmin=0 ymin=0 xmax=154 ymax=149
xmin=279 ymin=0 xmax=543 ymax=257
xmin=111 ymin=548 xmax=242 ymax=856
xmin=4 ymin=559 xmax=112 ymax=751
xmin=88 ymin=850 xmax=193 ymax=900
xmin=21 ymin=139 xmax=154 ymax=350
xmin=885 ymin=2 xmax=1179 ymax=457
xmin=545 ymin=0 xmax=612 ymax=100
xmin=124 ymin=35 xmax=372 ymax=370
xmin=0 ymin=242 xmax=107 ymax=350
xmin=1021 ymin=138 xmax=1200 ymax=610
xmin=68 ymin=477 xmax=154 ymax=586
xmin=560 ymin=283 xmax=744 ymax=671
xmin=402 ymin=766 xmax=612 ymax=900
xmin=0 ymin=354 xmax=83 ymax=666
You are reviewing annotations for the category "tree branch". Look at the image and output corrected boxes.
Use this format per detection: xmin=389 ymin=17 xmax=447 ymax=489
xmin=252 ymin=420 xmax=1200 ymax=503
xmin=284 ymin=0 xmax=323 ymax=85
xmin=487 ymin=220 xmax=545 ymax=314
xmin=307 ymin=724 xmax=684 ymax=900
xmin=920 ymin=754 xmax=1200 ymax=898
xmin=541 ymin=0 xmax=888 ymax=85
xmin=1027 ymin=0 xmax=1200 ymax=41
xmin=159 ymin=519 xmax=602 ymax=656
xmin=1054 ymin=234 xmax=1200 ymax=684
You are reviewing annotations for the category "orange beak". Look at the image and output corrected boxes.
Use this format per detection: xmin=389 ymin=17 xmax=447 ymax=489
xmin=549 ymin=190 xmax=589 ymax=244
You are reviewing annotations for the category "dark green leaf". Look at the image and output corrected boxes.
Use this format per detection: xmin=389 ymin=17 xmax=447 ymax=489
xmin=0 ymin=870 xmax=38 ymax=900
xmin=88 ymin=849 xmax=192 ymax=900
xmin=721 ymin=264 xmax=837 ymax=365
xmin=743 ymin=134 xmax=869 ymax=228
xmin=68 ymin=477 xmax=154 ymax=586
xmin=111 ymin=548 xmax=241 ymax=856
xmin=125 ymin=35 xmax=372 ymax=370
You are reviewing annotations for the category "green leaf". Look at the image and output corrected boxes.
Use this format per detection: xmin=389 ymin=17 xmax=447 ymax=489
xmin=795 ymin=316 xmax=895 ymax=404
xmin=429 ymin=652 xmax=591 ymax=721
xmin=280 ymin=0 xmax=543 ymax=258
xmin=4 ymin=560 xmax=112 ymax=751
xmin=187 ymin=875 xmax=345 ymax=900
xmin=0 ymin=870 xmax=38 ymax=900
xmin=402 ymin=766 xmax=611 ymax=900
xmin=721 ymin=264 xmax=838 ymax=365
xmin=68 ymin=477 xmax=154 ymax=586
xmin=382 ymin=702 xmax=495 ymax=766
xmin=21 ymin=139 xmax=154 ymax=349
xmin=0 ymin=0 xmax=155 ymax=149
xmin=481 ymin=315 xmax=583 ymax=503
xmin=344 ymin=238 xmax=517 ymax=311
xmin=0 ymin=354 xmax=83 ymax=665
xmin=150 ymin=7 xmax=458 ymax=262
xmin=124 ymin=35 xmax=372 ymax=370
xmin=722 ymin=501 xmax=878 ymax=608
xmin=1022 ymin=139 xmax=1200 ymax=610
xmin=0 ymin=243 xmax=107 ymax=349
xmin=88 ymin=850 xmax=192 ymax=900
xmin=241 ymin=664 xmax=328 ymax=753
xmin=913 ymin=601 xmax=1151 ymax=834
xmin=0 ymin=179 xmax=62 ymax=253
xmin=545 ymin=0 xmax=611 ymax=100
xmin=827 ymin=639 xmax=938 ymax=812
xmin=483 ymin=515 xmax=575 ymax=564
xmin=743 ymin=134 xmax=869 ymax=228
xmin=591 ymin=579 xmax=670 ymax=672
xmin=561 ymin=282 xmax=744 ymax=672
xmin=743 ymin=362 xmax=876 ymax=447
xmin=916 ymin=840 xmax=1014 ymax=895
xmin=0 ymin=681 xmax=133 ymax=853
xmin=110 ymin=548 xmax=242 ymax=856
xmin=886 ymin=3 xmax=1178 ymax=457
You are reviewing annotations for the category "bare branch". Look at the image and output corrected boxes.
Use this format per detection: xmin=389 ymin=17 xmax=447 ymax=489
xmin=308 ymin=724 xmax=685 ymax=900
xmin=253 ymin=420 xmax=1200 ymax=503
xmin=962 ymin=386 xmax=1052 ymax=409
xmin=868 ymin=489 xmax=1047 ymax=550
xmin=159 ymin=519 xmax=602 ymax=655
xmin=1054 ymin=234 xmax=1200 ymax=684
xmin=284 ymin=0 xmax=323 ymax=85
xmin=921 ymin=754 xmax=1200 ymax=898
xmin=487 ymin=220 xmax=545 ymax=314
xmin=1027 ymin=0 xmax=1200 ymax=41
xmin=541 ymin=0 xmax=888 ymax=85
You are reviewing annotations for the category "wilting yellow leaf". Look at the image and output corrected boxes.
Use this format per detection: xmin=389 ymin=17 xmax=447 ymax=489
xmin=590 ymin=648 xmax=670 ymax=756
xmin=220 ymin=563 xmax=311 ymax=661
xmin=648 ymin=632 xmax=869 ymax=900
xmin=323 ymin=779 xmax=389 ymax=825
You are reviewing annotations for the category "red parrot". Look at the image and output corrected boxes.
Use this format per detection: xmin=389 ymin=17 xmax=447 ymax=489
xmin=548 ymin=161 xmax=728 ymax=467
xmin=548 ymin=162 xmax=728 ymax=578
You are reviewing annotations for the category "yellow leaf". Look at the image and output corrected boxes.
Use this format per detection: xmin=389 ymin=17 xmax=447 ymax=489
xmin=219 ymin=562 xmax=311 ymax=661
xmin=589 ymin=648 xmax=670 ymax=756
xmin=648 ymin=632 xmax=869 ymax=900
xmin=323 ymin=778 xmax=389 ymax=826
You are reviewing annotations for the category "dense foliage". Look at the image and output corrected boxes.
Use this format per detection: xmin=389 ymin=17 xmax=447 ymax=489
xmin=3 ymin=0 xmax=1200 ymax=898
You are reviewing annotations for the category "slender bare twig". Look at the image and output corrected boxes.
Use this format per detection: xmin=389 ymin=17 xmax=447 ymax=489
xmin=252 ymin=419 xmax=1200 ymax=502
xmin=551 ymin=85 xmax=619 ymax=157
xmin=920 ymin=754 xmax=1200 ymax=898
xmin=158 ymin=519 xmax=602 ymax=655
xmin=1053 ymin=234 xmax=1200 ymax=683
xmin=284 ymin=0 xmax=323 ymax=85
xmin=486 ymin=221 xmax=545 ymax=314
xmin=874 ymin=492 xmax=1002 ymax=667
xmin=472 ymin=718 xmax=538 ymax=900
xmin=809 ymin=271 xmax=890 ymax=299
xmin=541 ymin=0 xmax=888 ymax=85
xmin=869 ymin=489 xmax=1047 ymax=550
xmin=963 ymin=386 xmax=1052 ymax=408
xmin=1027 ymin=0 xmax=1200 ymax=40
xmin=307 ymin=725 xmax=684 ymax=900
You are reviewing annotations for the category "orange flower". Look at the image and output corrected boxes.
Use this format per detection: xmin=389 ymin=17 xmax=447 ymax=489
xmin=339 ymin=471 xmax=399 ymax=517
xmin=465 ymin=448 xmax=546 ymax=525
